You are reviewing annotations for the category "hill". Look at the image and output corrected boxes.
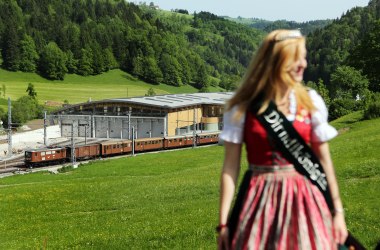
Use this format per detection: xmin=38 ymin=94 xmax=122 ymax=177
xmin=305 ymin=0 xmax=380 ymax=91
xmin=0 ymin=113 xmax=379 ymax=249
xmin=0 ymin=68 xmax=223 ymax=112
xmin=0 ymin=0 xmax=264 ymax=91
xmin=223 ymin=16 xmax=331 ymax=34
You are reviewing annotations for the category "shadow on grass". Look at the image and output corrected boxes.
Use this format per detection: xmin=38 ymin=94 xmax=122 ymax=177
xmin=121 ymin=73 xmax=139 ymax=82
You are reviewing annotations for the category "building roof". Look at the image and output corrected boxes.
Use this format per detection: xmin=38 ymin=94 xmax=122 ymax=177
xmin=102 ymin=92 xmax=234 ymax=109
xmin=54 ymin=92 xmax=234 ymax=114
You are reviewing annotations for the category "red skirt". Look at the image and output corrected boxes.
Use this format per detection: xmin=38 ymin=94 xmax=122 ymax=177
xmin=228 ymin=165 xmax=336 ymax=250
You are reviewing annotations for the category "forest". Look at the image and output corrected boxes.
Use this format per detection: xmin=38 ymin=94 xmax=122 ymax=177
xmin=0 ymin=0 xmax=379 ymax=121
xmin=305 ymin=0 xmax=380 ymax=119
xmin=0 ymin=0 xmax=264 ymax=92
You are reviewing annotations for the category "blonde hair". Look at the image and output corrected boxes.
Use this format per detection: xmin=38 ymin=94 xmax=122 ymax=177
xmin=227 ymin=29 xmax=315 ymax=120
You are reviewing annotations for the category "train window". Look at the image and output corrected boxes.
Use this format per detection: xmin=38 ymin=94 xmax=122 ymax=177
xmin=137 ymin=142 xmax=140 ymax=146
xmin=179 ymin=139 xmax=182 ymax=142
xmin=42 ymin=152 xmax=45 ymax=156
xmin=35 ymin=153 xmax=38 ymax=156
xmin=128 ymin=143 xmax=131 ymax=147
xmin=52 ymin=151 xmax=56 ymax=154
xmin=174 ymin=139 xmax=177 ymax=142
xmin=145 ymin=142 xmax=147 ymax=145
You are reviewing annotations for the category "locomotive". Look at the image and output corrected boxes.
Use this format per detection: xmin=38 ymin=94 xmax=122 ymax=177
xmin=24 ymin=131 xmax=220 ymax=167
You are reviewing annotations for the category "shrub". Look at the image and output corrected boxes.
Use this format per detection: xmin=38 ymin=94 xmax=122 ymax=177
xmin=329 ymin=98 xmax=357 ymax=120
xmin=57 ymin=165 xmax=74 ymax=173
xmin=363 ymin=101 xmax=380 ymax=120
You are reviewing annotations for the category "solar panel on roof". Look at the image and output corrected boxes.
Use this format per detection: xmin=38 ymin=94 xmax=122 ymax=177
xmin=184 ymin=95 xmax=204 ymax=100
xmin=168 ymin=96 xmax=195 ymax=101
xmin=160 ymin=97 xmax=185 ymax=102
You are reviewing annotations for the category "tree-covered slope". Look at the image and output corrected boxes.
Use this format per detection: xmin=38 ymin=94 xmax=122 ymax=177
xmin=305 ymin=0 xmax=380 ymax=91
xmin=224 ymin=16 xmax=331 ymax=35
xmin=0 ymin=0 xmax=265 ymax=91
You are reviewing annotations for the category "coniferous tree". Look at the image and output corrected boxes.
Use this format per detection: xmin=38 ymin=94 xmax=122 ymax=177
xmin=65 ymin=50 xmax=78 ymax=74
xmin=348 ymin=19 xmax=380 ymax=92
xmin=142 ymin=56 xmax=163 ymax=84
xmin=1 ymin=21 xmax=21 ymax=71
xmin=77 ymin=47 xmax=93 ymax=76
xmin=159 ymin=53 xmax=181 ymax=86
xmin=90 ymin=42 xmax=105 ymax=74
xmin=103 ymin=48 xmax=118 ymax=71
xmin=19 ymin=34 xmax=39 ymax=72
xmin=26 ymin=83 xmax=37 ymax=98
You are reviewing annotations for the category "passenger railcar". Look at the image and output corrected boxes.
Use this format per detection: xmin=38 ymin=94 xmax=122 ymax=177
xmin=135 ymin=137 xmax=164 ymax=152
xmin=164 ymin=135 xmax=193 ymax=149
xmin=24 ymin=131 xmax=221 ymax=167
xmin=101 ymin=140 xmax=132 ymax=157
xmin=197 ymin=131 xmax=220 ymax=145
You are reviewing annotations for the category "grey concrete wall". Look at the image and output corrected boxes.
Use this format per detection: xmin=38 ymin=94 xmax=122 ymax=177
xmin=58 ymin=115 xmax=165 ymax=139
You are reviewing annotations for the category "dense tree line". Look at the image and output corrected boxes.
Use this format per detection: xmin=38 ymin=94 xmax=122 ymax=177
xmin=0 ymin=0 xmax=379 ymax=121
xmin=224 ymin=17 xmax=331 ymax=35
xmin=305 ymin=0 xmax=380 ymax=91
xmin=0 ymin=0 xmax=264 ymax=91
xmin=304 ymin=0 xmax=380 ymax=119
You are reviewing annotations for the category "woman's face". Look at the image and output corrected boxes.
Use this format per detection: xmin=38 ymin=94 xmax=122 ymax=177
xmin=288 ymin=44 xmax=307 ymax=83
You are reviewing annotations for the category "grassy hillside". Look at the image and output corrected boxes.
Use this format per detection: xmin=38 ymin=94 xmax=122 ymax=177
xmin=0 ymin=115 xmax=379 ymax=249
xmin=0 ymin=69 xmax=224 ymax=111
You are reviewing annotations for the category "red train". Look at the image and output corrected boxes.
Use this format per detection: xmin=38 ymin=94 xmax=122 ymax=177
xmin=24 ymin=131 xmax=220 ymax=167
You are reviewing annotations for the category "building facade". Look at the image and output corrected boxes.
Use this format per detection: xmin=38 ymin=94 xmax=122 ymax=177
xmin=51 ymin=92 xmax=232 ymax=140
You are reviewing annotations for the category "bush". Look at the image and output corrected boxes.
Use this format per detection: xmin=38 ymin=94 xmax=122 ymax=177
xmin=329 ymin=98 xmax=357 ymax=120
xmin=363 ymin=101 xmax=380 ymax=120
xmin=57 ymin=165 xmax=74 ymax=173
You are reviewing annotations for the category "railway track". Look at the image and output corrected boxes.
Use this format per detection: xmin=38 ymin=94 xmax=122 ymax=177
xmin=0 ymin=136 xmax=221 ymax=178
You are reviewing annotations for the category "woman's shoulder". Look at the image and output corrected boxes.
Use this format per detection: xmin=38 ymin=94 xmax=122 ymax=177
xmin=223 ymin=105 xmax=245 ymax=126
xmin=220 ymin=105 xmax=246 ymax=144
xmin=307 ymin=88 xmax=326 ymax=106
xmin=306 ymin=88 xmax=338 ymax=142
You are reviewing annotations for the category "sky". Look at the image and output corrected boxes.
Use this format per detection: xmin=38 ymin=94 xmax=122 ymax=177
xmin=140 ymin=0 xmax=370 ymax=22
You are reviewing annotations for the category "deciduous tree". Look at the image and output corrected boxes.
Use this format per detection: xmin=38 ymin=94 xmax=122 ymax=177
xmin=39 ymin=42 xmax=68 ymax=80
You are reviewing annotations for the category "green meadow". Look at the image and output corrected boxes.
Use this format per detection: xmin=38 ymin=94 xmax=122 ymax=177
xmin=0 ymin=69 xmax=224 ymax=111
xmin=0 ymin=114 xmax=379 ymax=249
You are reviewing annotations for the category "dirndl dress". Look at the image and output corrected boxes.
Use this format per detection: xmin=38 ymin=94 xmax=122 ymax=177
xmin=220 ymin=90 xmax=338 ymax=250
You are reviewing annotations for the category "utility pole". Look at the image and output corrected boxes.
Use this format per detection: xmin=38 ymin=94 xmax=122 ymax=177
xmin=7 ymin=98 xmax=12 ymax=157
xmin=128 ymin=110 xmax=131 ymax=139
xmin=43 ymin=111 xmax=47 ymax=146
xmin=71 ymin=123 xmax=76 ymax=166
xmin=193 ymin=107 xmax=196 ymax=148
xmin=132 ymin=126 xmax=135 ymax=156
xmin=84 ymin=124 xmax=88 ymax=145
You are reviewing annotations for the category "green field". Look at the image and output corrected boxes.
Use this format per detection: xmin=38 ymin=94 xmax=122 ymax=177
xmin=0 ymin=115 xmax=379 ymax=249
xmin=0 ymin=69 xmax=224 ymax=111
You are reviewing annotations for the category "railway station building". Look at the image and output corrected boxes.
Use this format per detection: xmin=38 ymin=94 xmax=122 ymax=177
xmin=51 ymin=92 xmax=233 ymax=140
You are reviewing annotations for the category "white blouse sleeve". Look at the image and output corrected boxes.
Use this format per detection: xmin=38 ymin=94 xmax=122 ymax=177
xmin=309 ymin=89 xmax=338 ymax=142
xmin=220 ymin=106 xmax=246 ymax=144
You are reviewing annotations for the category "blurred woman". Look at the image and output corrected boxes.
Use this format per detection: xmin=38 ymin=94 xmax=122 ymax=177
xmin=217 ymin=29 xmax=347 ymax=249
